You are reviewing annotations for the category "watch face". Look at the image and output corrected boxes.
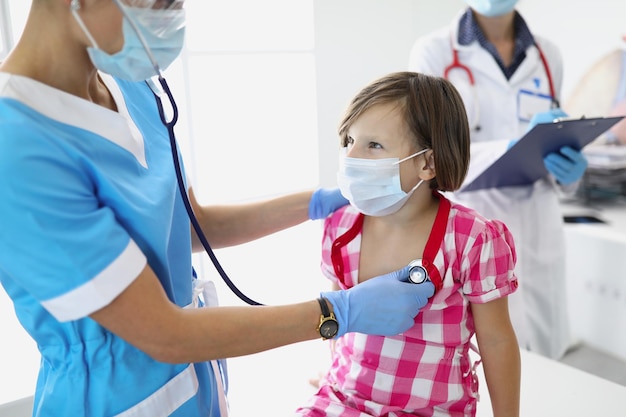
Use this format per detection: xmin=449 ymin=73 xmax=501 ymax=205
xmin=320 ymin=319 xmax=339 ymax=339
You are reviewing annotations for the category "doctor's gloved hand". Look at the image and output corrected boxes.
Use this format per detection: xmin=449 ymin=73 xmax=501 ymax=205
xmin=308 ymin=188 xmax=349 ymax=220
xmin=543 ymin=146 xmax=588 ymax=185
xmin=322 ymin=266 xmax=435 ymax=338
xmin=526 ymin=108 xmax=569 ymax=133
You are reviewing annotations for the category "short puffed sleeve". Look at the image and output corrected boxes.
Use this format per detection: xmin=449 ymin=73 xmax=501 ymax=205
xmin=460 ymin=219 xmax=518 ymax=303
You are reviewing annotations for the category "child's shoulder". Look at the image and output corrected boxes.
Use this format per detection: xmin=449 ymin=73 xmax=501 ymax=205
xmin=324 ymin=204 xmax=362 ymax=232
xmin=328 ymin=203 xmax=359 ymax=220
xmin=447 ymin=199 xmax=511 ymax=238
xmin=449 ymin=200 xmax=487 ymax=222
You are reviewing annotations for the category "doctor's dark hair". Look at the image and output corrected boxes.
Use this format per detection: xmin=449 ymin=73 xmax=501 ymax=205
xmin=338 ymin=71 xmax=470 ymax=191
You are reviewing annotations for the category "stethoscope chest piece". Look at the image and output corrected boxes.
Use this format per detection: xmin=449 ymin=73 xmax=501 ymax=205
xmin=408 ymin=259 xmax=430 ymax=284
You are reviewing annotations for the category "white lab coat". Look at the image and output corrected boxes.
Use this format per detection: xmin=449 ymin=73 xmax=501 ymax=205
xmin=409 ymin=12 xmax=571 ymax=359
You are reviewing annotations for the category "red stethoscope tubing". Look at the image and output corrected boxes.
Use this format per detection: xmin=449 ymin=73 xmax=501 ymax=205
xmin=536 ymin=45 xmax=559 ymax=107
xmin=444 ymin=42 xmax=559 ymax=108
xmin=444 ymin=48 xmax=475 ymax=85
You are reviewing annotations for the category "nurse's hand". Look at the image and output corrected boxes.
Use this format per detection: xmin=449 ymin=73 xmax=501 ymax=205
xmin=308 ymin=188 xmax=349 ymax=220
xmin=543 ymin=146 xmax=588 ymax=185
xmin=526 ymin=108 xmax=569 ymax=132
xmin=321 ymin=266 xmax=435 ymax=338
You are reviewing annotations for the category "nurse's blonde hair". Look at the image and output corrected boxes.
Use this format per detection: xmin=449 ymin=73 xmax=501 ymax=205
xmin=338 ymin=71 xmax=470 ymax=191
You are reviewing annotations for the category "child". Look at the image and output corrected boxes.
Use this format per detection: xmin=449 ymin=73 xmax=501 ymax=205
xmin=296 ymin=72 xmax=520 ymax=417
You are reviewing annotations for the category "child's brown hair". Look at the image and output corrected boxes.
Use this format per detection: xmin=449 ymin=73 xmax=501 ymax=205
xmin=338 ymin=71 xmax=470 ymax=191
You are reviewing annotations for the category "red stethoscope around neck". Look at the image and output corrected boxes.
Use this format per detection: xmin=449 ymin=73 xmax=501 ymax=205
xmin=444 ymin=40 xmax=559 ymax=131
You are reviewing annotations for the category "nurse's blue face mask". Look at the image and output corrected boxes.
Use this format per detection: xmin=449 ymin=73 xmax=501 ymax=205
xmin=464 ymin=0 xmax=519 ymax=17
xmin=70 ymin=0 xmax=186 ymax=82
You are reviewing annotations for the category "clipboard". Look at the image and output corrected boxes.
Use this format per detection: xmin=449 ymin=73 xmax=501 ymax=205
xmin=461 ymin=116 xmax=625 ymax=192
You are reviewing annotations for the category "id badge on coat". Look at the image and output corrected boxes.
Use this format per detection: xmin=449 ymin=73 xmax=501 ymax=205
xmin=517 ymin=89 xmax=553 ymax=122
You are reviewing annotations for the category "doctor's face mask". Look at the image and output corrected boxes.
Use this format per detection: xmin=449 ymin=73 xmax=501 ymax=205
xmin=70 ymin=0 xmax=186 ymax=82
xmin=464 ymin=0 xmax=519 ymax=17
xmin=337 ymin=148 xmax=428 ymax=217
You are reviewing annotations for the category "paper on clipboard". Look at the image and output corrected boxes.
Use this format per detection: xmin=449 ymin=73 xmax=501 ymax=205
xmin=461 ymin=116 xmax=625 ymax=192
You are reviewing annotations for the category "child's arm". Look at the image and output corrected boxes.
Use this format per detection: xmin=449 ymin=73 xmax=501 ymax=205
xmin=471 ymin=297 xmax=520 ymax=417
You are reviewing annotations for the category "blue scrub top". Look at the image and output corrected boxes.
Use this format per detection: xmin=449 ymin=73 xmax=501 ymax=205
xmin=0 ymin=73 xmax=222 ymax=416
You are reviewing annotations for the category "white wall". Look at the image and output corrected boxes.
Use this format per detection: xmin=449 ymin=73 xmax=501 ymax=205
xmin=517 ymin=0 xmax=625 ymax=100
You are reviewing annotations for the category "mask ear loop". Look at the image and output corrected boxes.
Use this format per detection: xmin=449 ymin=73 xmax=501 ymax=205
xmin=394 ymin=148 xmax=429 ymax=193
xmin=394 ymin=148 xmax=429 ymax=165
xmin=407 ymin=179 xmax=425 ymax=194
xmin=70 ymin=0 xmax=101 ymax=49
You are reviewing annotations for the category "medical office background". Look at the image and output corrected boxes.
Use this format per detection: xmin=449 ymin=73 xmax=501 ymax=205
xmin=1 ymin=0 xmax=625 ymax=415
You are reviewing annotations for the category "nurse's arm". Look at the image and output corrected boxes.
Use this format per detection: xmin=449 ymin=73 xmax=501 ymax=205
xmin=471 ymin=297 xmax=521 ymax=417
xmin=187 ymin=187 xmax=313 ymax=251
xmin=89 ymin=264 xmax=323 ymax=363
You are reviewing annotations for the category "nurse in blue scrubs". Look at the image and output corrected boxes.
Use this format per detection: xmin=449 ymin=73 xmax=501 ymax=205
xmin=0 ymin=1 xmax=435 ymax=416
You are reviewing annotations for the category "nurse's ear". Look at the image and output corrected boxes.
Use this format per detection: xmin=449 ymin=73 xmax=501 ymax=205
xmin=419 ymin=150 xmax=436 ymax=180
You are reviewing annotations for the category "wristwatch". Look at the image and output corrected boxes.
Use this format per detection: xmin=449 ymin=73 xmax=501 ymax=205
xmin=316 ymin=297 xmax=339 ymax=340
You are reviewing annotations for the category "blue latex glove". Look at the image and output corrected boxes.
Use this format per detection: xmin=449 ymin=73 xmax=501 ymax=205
xmin=506 ymin=139 xmax=517 ymax=150
xmin=308 ymin=187 xmax=349 ymax=220
xmin=507 ymin=109 xmax=568 ymax=151
xmin=322 ymin=266 xmax=435 ymax=338
xmin=526 ymin=108 xmax=569 ymax=132
xmin=543 ymin=146 xmax=588 ymax=185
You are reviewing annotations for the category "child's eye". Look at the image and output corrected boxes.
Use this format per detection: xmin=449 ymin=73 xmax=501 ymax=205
xmin=368 ymin=142 xmax=383 ymax=149
xmin=345 ymin=136 xmax=355 ymax=146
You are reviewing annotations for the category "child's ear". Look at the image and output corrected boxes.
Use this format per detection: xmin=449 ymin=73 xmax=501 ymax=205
xmin=420 ymin=150 xmax=436 ymax=180
xmin=427 ymin=152 xmax=435 ymax=171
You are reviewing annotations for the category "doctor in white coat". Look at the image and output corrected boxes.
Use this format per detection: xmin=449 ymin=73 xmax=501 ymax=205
xmin=409 ymin=0 xmax=587 ymax=360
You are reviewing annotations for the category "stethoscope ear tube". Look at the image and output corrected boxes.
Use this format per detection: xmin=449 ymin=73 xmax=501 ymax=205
xmin=152 ymin=77 xmax=264 ymax=306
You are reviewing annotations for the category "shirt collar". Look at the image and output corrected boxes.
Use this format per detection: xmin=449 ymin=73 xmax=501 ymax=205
xmin=458 ymin=8 xmax=535 ymax=48
xmin=457 ymin=8 xmax=536 ymax=79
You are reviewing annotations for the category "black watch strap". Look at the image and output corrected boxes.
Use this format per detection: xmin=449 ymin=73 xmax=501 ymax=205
xmin=317 ymin=297 xmax=331 ymax=317
xmin=316 ymin=297 xmax=339 ymax=340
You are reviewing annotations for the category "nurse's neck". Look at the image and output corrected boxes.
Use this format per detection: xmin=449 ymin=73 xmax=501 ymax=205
xmin=89 ymin=74 xmax=119 ymax=113
xmin=473 ymin=11 xmax=516 ymax=66
xmin=473 ymin=11 xmax=516 ymax=43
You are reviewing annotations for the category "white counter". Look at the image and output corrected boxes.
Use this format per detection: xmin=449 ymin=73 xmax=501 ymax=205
xmin=3 ymin=346 xmax=625 ymax=417
xmin=476 ymin=348 xmax=626 ymax=417
xmin=561 ymin=197 xmax=626 ymax=362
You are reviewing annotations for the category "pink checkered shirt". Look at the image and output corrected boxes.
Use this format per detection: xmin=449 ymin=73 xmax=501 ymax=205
xmin=296 ymin=192 xmax=518 ymax=417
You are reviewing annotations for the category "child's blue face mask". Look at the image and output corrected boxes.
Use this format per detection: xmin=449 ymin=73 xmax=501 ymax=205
xmin=337 ymin=148 xmax=429 ymax=217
